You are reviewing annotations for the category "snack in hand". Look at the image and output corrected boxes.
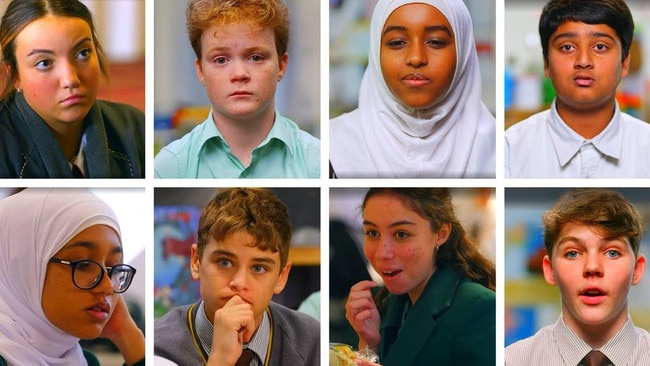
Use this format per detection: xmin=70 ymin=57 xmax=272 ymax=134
xmin=329 ymin=343 xmax=381 ymax=366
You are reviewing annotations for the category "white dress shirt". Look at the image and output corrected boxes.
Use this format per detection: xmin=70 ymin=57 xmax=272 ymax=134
xmin=505 ymin=101 xmax=650 ymax=178
xmin=505 ymin=316 xmax=650 ymax=366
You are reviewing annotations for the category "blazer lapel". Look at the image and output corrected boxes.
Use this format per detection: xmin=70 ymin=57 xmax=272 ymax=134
xmin=381 ymin=266 xmax=461 ymax=366
xmin=15 ymin=93 xmax=73 ymax=177
xmin=83 ymin=104 xmax=111 ymax=177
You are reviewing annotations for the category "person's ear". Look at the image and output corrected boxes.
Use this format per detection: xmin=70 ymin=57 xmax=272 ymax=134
xmin=277 ymin=53 xmax=289 ymax=81
xmin=542 ymin=254 xmax=557 ymax=286
xmin=632 ymin=253 xmax=646 ymax=286
xmin=273 ymin=260 xmax=292 ymax=294
xmin=194 ymin=59 xmax=206 ymax=87
xmin=434 ymin=223 xmax=451 ymax=246
xmin=621 ymin=52 xmax=631 ymax=78
xmin=190 ymin=244 xmax=201 ymax=280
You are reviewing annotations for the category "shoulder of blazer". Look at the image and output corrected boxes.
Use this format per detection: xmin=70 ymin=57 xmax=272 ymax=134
xmin=83 ymin=349 xmax=101 ymax=366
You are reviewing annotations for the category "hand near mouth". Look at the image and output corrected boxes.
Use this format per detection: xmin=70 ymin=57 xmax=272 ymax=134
xmin=99 ymin=295 xmax=145 ymax=366
xmin=210 ymin=295 xmax=256 ymax=366
xmin=346 ymin=280 xmax=381 ymax=352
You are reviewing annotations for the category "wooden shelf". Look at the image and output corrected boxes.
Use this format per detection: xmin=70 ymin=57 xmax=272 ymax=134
xmin=289 ymin=246 xmax=320 ymax=266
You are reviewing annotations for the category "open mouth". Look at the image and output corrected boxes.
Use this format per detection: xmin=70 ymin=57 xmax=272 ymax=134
xmin=581 ymin=289 xmax=604 ymax=297
xmin=579 ymin=288 xmax=606 ymax=305
xmin=382 ymin=270 xmax=402 ymax=278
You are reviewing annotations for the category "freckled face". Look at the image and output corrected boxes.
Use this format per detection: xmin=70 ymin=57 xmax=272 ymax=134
xmin=380 ymin=4 xmax=456 ymax=109
xmin=41 ymin=225 xmax=122 ymax=339
xmin=543 ymin=223 xmax=645 ymax=340
xmin=362 ymin=194 xmax=448 ymax=303
xmin=195 ymin=22 xmax=288 ymax=123
xmin=13 ymin=15 xmax=100 ymax=131
xmin=190 ymin=231 xmax=291 ymax=328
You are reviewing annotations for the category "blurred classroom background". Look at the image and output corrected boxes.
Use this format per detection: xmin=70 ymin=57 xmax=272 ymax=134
xmin=153 ymin=188 xmax=321 ymax=321
xmin=505 ymin=0 xmax=650 ymax=129
xmin=0 ymin=188 xmax=146 ymax=366
xmin=153 ymin=1 xmax=320 ymax=155
xmin=329 ymin=187 xmax=495 ymax=347
xmin=0 ymin=0 xmax=145 ymax=112
xmin=330 ymin=0 xmax=496 ymax=118
xmin=504 ymin=188 xmax=650 ymax=347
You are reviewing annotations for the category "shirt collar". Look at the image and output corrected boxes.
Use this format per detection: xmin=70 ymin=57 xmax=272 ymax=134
xmin=554 ymin=314 xmax=636 ymax=366
xmin=548 ymin=100 xmax=623 ymax=167
xmin=599 ymin=316 xmax=638 ymax=366
xmin=195 ymin=300 xmax=270 ymax=364
xmin=196 ymin=110 xmax=295 ymax=157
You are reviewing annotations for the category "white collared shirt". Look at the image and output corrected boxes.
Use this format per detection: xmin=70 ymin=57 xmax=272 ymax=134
xmin=505 ymin=101 xmax=650 ymax=178
xmin=505 ymin=315 xmax=650 ymax=366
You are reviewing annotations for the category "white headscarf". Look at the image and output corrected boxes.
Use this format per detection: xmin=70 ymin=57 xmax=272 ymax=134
xmin=330 ymin=0 xmax=495 ymax=178
xmin=0 ymin=188 xmax=121 ymax=365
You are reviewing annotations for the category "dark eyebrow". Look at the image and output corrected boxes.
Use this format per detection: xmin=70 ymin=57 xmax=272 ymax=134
xmin=425 ymin=25 xmax=452 ymax=37
xmin=26 ymin=37 xmax=92 ymax=57
xmin=363 ymin=219 xmax=416 ymax=228
xmin=383 ymin=24 xmax=452 ymax=37
xmin=552 ymin=31 xmax=616 ymax=43
xmin=210 ymin=248 xmax=235 ymax=258
xmin=210 ymin=249 xmax=277 ymax=265
xmin=64 ymin=240 xmax=122 ymax=255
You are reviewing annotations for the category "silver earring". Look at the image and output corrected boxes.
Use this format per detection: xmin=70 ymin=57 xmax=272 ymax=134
xmin=435 ymin=245 xmax=440 ymax=252
xmin=15 ymin=88 xmax=21 ymax=93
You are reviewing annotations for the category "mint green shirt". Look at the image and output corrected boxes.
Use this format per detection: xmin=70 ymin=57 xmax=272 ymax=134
xmin=154 ymin=111 xmax=320 ymax=178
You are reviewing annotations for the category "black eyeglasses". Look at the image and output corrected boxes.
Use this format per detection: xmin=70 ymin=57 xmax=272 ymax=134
xmin=48 ymin=258 xmax=136 ymax=293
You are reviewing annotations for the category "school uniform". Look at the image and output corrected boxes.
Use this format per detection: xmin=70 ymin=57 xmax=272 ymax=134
xmin=505 ymin=316 xmax=650 ymax=365
xmin=377 ymin=265 xmax=495 ymax=366
xmin=154 ymin=110 xmax=320 ymax=178
xmin=154 ymin=300 xmax=320 ymax=366
xmin=0 ymin=92 xmax=145 ymax=178
xmin=505 ymin=100 xmax=650 ymax=178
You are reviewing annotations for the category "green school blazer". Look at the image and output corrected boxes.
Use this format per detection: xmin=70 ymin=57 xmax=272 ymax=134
xmin=377 ymin=265 xmax=496 ymax=366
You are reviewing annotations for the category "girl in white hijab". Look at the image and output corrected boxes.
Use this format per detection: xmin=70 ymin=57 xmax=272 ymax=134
xmin=330 ymin=0 xmax=495 ymax=178
xmin=0 ymin=188 xmax=145 ymax=365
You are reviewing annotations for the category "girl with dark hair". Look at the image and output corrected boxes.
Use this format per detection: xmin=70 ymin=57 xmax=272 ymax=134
xmin=345 ymin=188 xmax=495 ymax=366
xmin=0 ymin=0 xmax=144 ymax=178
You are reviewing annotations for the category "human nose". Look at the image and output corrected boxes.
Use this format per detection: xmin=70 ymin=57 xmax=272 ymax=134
xmin=229 ymin=60 xmax=250 ymax=82
xmin=93 ymin=267 xmax=115 ymax=294
xmin=59 ymin=60 xmax=80 ymax=89
xmin=574 ymin=48 xmax=593 ymax=69
xmin=375 ymin=237 xmax=395 ymax=260
xmin=583 ymin=252 xmax=603 ymax=277
xmin=407 ymin=42 xmax=427 ymax=67
xmin=229 ymin=266 xmax=249 ymax=291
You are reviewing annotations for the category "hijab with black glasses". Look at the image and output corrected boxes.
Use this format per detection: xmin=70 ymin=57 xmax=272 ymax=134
xmin=0 ymin=188 xmax=121 ymax=365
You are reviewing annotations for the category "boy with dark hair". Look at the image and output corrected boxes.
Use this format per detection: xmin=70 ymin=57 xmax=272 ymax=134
xmin=154 ymin=188 xmax=320 ymax=365
xmin=154 ymin=0 xmax=320 ymax=179
xmin=505 ymin=189 xmax=649 ymax=365
xmin=505 ymin=0 xmax=650 ymax=178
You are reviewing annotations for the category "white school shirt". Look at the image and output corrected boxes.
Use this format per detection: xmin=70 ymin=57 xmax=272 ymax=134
xmin=505 ymin=101 xmax=650 ymax=178
xmin=505 ymin=316 xmax=650 ymax=366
